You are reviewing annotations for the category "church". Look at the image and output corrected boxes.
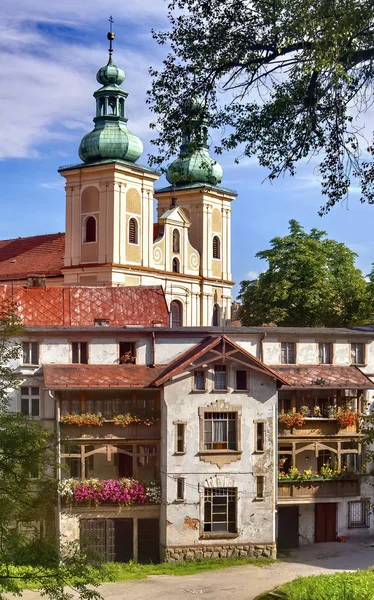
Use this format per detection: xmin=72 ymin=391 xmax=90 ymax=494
xmin=0 ymin=28 xmax=236 ymax=328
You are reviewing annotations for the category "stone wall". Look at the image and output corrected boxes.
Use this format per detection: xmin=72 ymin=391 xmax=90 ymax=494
xmin=164 ymin=543 xmax=276 ymax=562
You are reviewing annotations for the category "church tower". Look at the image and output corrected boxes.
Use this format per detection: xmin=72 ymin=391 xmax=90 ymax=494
xmin=154 ymin=98 xmax=236 ymax=326
xmin=59 ymin=26 xmax=159 ymax=287
xmin=59 ymin=27 xmax=236 ymax=326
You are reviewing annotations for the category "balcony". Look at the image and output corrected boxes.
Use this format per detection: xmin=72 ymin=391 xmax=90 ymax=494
xmin=59 ymin=478 xmax=161 ymax=506
xmin=60 ymin=420 xmax=160 ymax=440
xmin=278 ymin=477 xmax=360 ymax=502
xmin=278 ymin=417 xmax=358 ymax=437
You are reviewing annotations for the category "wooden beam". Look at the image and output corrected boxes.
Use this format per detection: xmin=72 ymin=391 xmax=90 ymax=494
xmin=81 ymin=444 xmax=86 ymax=479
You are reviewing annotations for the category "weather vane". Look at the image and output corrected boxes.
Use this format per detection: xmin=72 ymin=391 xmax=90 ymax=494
xmin=108 ymin=16 xmax=115 ymax=59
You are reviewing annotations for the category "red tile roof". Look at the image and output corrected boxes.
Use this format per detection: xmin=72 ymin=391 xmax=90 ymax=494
xmin=0 ymin=233 xmax=65 ymax=281
xmin=271 ymin=365 xmax=374 ymax=389
xmin=154 ymin=335 xmax=289 ymax=386
xmin=44 ymin=364 xmax=166 ymax=389
xmin=0 ymin=285 xmax=169 ymax=327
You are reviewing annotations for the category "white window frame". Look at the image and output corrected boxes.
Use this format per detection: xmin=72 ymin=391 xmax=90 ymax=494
xmin=20 ymin=386 xmax=40 ymax=417
xmin=71 ymin=341 xmax=89 ymax=364
xmin=281 ymin=342 xmax=296 ymax=364
xmin=22 ymin=342 xmax=39 ymax=366
xmin=351 ymin=343 xmax=365 ymax=366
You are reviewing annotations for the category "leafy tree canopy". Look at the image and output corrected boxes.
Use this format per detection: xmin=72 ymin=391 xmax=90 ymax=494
xmin=0 ymin=298 xmax=100 ymax=600
xmin=238 ymin=220 xmax=373 ymax=326
xmin=148 ymin=0 xmax=374 ymax=214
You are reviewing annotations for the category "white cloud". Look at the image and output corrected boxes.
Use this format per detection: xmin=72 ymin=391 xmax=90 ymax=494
xmin=246 ymin=270 xmax=260 ymax=279
xmin=40 ymin=181 xmax=65 ymax=189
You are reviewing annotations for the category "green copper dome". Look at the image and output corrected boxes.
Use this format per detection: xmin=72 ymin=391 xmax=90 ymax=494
xmin=166 ymin=97 xmax=223 ymax=186
xmin=78 ymin=29 xmax=143 ymax=164
xmin=166 ymin=147 xmax=223 ymax=186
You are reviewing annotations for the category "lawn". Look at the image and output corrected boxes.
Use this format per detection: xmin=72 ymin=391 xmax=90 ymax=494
xmin=257 ymin=570 xmax=374 ymax=600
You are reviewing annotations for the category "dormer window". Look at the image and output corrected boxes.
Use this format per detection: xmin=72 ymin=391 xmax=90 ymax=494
xmin=84 ymin=216 xmax=97 ymax=243
xmin=173 ymin=229 xmax=180 ymax=253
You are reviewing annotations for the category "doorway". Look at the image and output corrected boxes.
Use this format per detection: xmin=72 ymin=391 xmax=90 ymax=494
xmin=277 ymin=506 xmax=299 ymax=549
xmin=315 ymin=503 xmax=337 ymax=543
xmin=80 ymin=518 xmax=133 ymax=562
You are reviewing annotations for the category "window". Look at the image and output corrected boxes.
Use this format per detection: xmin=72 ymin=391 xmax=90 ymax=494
xmin=255 ymin=422 xmax=265 ymax=452
xmin=212 ymin=303 xmax=220 ymax=326
xmin=176 ymin=477 xmax=185 ymax=501
xmin=351 ymin=343 xmax=364 ymax=365
xmin=318 ymin=342 xmax=332 ymax=364
xmin=72 ymin=342 xmax=88 ymax=364
xmin=175 ymin=422 xmax=186 ymax=454
xmin=204 ymin=487 xmax=237 ymax=533
xmin=281 ymin=342 xmax=295 ymax=364
xmin=214 ymin=365 xmax=227 ymax=390
xmin=204 ymin=412 xmax=237 ymax=450
xmin=236 ymin=370 xmax=247 ymax=391
xmin=128 ymin=218 xmax=138 ymax=244
xmin=172 ymin=257 xmax=180 ymax=273
xmin=119 ymin=341 xmax=136 ymax=364
xmin=22 ymin=342 xmax=39 ymax=365
xmin=213 ymin=236 xmax=221 ymax=259
xmin=172 ymin=229 xmax=180 ymax=253
xmin=20 ymin=386 xmax=39 ymax=417
xmin=170 ymin=300 xmax=183 ymax=327
xmin=194 ymin=371 xmax=206 ymax=391
xmin=341 ymin=453 xmax=358 ymax=472
xmin=84 ymin=216 xmax=97 ymax=243
xmin=256 ymin=476 xmax=264 ymax=500
xmin=348 ymin=500 xmax=370 ymax=528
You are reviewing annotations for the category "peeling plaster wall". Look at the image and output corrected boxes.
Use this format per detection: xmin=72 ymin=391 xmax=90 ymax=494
xmin=161 ymin=368 xmax=277 ymax=548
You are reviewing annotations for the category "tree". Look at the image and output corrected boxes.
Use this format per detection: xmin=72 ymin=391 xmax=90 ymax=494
xmin=238 ymin=220 xmax=373 ymax=327
xmin=0 ymin=298 xmax=101 ymax=600
xmin=148 ymin=0 xmax=374 ymax=214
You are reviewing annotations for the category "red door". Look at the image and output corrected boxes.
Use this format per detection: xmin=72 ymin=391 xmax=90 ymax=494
xmin=315 ymin=503 xmax=337 ymax=543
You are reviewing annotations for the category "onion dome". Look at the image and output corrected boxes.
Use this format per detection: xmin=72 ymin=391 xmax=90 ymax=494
xmin=78 ymin=26 xmax=143 ymax=164
xmin=166 ymin=97 xmax=223 ymax=186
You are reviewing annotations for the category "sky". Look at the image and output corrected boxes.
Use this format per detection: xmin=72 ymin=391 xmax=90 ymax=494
xmin=1 ymin=0 xmax=374 ymax=297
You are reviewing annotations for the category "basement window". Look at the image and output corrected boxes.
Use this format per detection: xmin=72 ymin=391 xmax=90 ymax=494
xmin=204 ymin=487 xmax=237 ymax=533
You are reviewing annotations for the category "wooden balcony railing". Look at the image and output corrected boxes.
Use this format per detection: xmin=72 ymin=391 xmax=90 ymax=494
xmin=279 ymin=418 xmax=358 ymax=437
xmin=60 ymin=421 xmax=160 ymax=440
xmin=278 ymin=477 xmax=360 ymax=500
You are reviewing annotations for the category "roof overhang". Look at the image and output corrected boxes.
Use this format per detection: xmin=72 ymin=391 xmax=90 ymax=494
xmin=271 ymin=365 xmax=374 ymax=389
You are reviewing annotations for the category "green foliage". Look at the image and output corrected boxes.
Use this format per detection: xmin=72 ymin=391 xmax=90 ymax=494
xmin=259 ymin=570 xmax=374 ymax=599
xmin=238 ymin=220 xmax=372 ymax=326
xmin=148 ymin=0 xmax=374 ymax=213
xmin=0 ymin=299 xmax=100 ymax=600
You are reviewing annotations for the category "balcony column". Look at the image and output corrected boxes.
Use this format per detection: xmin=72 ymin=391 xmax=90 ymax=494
xmin=292 ymin=441 xmax=296 ymax=467
xmin=81 ymin=445 xmax=86 ymax=479
xmin=133 ymin=518 xmax=139 ymax=561
xmin=337 ymin=441 xmax=341 ymax=470
xmin=291 ymin=391 xmax=296 ymax=413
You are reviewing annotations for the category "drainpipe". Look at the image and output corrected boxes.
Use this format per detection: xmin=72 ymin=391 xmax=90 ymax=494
xmin=49 ymin=390 xmax=61 ymax=557
xmin=151 ymin=332 xmax=156 ymax=367
xmin=260 ymin=331 xmax=267 ymax=362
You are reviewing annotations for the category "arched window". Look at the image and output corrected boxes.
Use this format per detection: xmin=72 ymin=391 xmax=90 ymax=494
xmin=172 ymin=229 xmax=180 ymax=253
xmin=172 ymin=257 xmax=180 ymax=273
xmin=129 ymin=218 xmax=138 ymax=244
xmin=212 ymin=303 xmax=221 ymax=326
xmin=108 ymin=96 xmax=117 ymax=115
xmin=213 ymin=236 xmax=221 ymax=259
xmin=170 ymin=300 xmax=183 ymax=327
xmin=84 ymin=216 xmax=97 ymax=243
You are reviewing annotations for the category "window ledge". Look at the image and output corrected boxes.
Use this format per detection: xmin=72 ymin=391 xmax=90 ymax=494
xmin=232 ymin=390 xmax=248 ymax=393
xmin=174 ymin=452 xmax=186 ymax=456
xmin=190 ymin=390 xmax=207 ymax=394
xmin=253 ymin=451 xmax=265 ymax=455
xmin=200 ymin=532 xmax=239 ymax=540
xmin=199 ymin=450 xmax=242 ymax=456
xmin=211 ymin=389 xmax=229 ymax=394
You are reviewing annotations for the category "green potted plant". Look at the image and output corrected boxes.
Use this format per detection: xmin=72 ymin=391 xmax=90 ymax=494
xmin=300 ymin=405 xmax=309 ymax=416
xmin=313 ymin=405 xmax=322 ymax=417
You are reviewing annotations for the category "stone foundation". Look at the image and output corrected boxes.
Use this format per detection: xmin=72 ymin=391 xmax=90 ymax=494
xmin=164 ymin=543 xmax=276 ymax=562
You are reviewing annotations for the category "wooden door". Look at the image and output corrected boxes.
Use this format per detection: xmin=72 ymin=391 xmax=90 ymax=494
xmin=277 ymin=506 xmax=299 ymax=549
xmin=114 ymin=519 xmax=133 ymax=562
xmin=138 ymin=518 xmax=160 ymax=563
xmin=315 ymin=503 xmax=337 ymax=543
xmin=80 ymin=519 xmax=115 ymax=561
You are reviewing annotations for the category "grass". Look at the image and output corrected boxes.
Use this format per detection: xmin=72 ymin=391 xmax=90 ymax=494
xmin=256 ymin=570 xmax=374 ymax=600
xmin=98 ymin=556 xmax=274 ymax=581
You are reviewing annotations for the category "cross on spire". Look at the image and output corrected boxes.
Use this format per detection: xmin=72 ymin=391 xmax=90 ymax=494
xmin=109 ymin=16 xmax=114 ymax=31
xmin=107 ymin=15 xmax=115 ymax=60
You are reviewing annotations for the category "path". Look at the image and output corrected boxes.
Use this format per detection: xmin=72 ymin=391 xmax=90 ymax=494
xmin=18 ymin=539 xmax=374 ymax=600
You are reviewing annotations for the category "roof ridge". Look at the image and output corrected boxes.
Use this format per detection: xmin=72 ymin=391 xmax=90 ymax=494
xmin=0 ymin=232 xmax=65 ymax=243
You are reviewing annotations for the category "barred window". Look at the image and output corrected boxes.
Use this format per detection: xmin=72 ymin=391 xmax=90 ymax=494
xmin=204 ymin=412 xmax=237 ymax=450
xmin=281 ymin=342 xmax=295 ymax=364
xmin=348 ymin=500 xmax=370 ymax=528
xmin=128 ymin=218 xmax=138 ymax=244
xmin=204 ymin=487 xmax=237 ymax=533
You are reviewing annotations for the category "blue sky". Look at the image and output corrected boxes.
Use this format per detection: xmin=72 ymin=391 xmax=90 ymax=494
xmin=1 ymin=1 xmax=374 ymax=297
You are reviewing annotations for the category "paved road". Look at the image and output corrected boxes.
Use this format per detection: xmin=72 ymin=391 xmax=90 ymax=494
xmin=18 ymin=539 xmax=374 ymax=600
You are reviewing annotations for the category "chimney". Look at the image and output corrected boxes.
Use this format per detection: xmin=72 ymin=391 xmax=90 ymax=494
xmin=26 ymin=275 xmax=46 ymax=288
